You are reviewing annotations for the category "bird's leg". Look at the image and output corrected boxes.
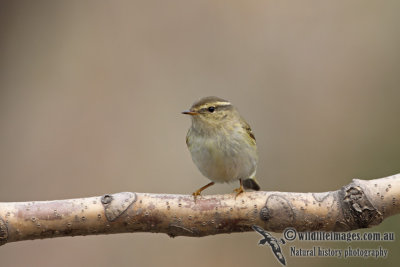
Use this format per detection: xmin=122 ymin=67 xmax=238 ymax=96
xmin=233 ymin=179 xmax=244 ymax=199
xmin=192 ymin=182 xmax=215 ymax=202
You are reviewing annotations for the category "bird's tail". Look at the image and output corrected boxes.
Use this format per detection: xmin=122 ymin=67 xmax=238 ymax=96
xmin=243 ymin=178 xmax=260 ymax=191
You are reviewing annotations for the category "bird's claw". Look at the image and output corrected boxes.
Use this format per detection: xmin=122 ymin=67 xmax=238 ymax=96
xmin=233 ymin=186 xmax=244 ymax=199
xmin=192 ymin=191 xmax=201 ymax=203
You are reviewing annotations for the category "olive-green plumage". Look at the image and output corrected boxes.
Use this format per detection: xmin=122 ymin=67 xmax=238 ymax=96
xmin=183 ymin=96 xmax=260 ymax=199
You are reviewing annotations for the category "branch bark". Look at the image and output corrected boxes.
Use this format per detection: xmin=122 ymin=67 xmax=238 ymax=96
xmin=0 ymin=173 xmax=399 ymax=246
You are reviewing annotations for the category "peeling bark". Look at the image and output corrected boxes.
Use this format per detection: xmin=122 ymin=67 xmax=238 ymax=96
xmin=0 ymin=173 xmax=399 ymax=246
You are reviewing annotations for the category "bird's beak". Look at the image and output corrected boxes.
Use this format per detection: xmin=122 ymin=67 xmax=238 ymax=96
xmin=182 ymin=110 xmax=198 ymax=115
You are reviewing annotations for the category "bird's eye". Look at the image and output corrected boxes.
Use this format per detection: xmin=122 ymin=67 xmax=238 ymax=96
xmin=208 ymin=106 xmax=215 ymax=113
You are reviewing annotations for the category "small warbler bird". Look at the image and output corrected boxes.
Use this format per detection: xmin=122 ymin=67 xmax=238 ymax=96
xmin=182 ymin=96 xmax=260 ymax=200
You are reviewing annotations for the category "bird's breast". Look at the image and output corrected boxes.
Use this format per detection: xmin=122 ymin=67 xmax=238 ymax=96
xmin=187 ymin=129 xmax=257 ymax=183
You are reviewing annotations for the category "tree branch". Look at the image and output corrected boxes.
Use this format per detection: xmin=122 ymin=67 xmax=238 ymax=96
xmin=0 ymin=173 xmax=399 ymax=246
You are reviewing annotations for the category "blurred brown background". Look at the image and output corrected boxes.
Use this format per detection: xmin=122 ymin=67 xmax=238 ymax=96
xmin=0 ymin=0 xmax=399 ymax=266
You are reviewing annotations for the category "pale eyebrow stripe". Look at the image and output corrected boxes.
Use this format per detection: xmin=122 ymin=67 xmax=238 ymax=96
xmin=197 ymin=101 xmax=232 ymax=109
xmin=214 ymin=101 xmax=232 ymax=106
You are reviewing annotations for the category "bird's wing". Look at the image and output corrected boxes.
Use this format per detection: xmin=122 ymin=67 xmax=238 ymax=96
xmin=252 ymin=225 xmax=266 ymax=237
xmin=269 ymin=241 xmax=286 ymax=266
xmin=240 ymin=117 xmax=256 ymax=144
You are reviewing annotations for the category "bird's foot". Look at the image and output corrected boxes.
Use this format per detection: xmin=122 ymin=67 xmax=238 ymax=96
xmin=192 ymin=190 xmax=202 ymax=203
xmin=233 ymin=186 xmax=244 ymax=199
xmin=233 ymin=179 xmax=245 ymax=199
xmin=192 ymin=182 xmax=215 ymax=203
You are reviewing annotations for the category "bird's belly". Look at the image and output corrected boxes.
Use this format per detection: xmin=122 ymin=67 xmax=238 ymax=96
xmin=189 ymin=138 xmax=256 ymax=183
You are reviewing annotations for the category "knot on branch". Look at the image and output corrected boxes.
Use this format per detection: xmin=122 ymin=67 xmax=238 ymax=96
xmin=340 ymin=184 xmax=383 ymax=230
xmin=101 ymin=192 xmax=137 ymax=221
xmin=260 ymin=194 xmax=294 ymax=232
